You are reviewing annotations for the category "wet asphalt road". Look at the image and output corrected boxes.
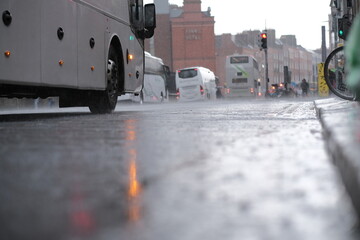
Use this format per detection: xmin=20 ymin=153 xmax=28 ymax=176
xmin=0 ymin=98 xmax=358 ymax=240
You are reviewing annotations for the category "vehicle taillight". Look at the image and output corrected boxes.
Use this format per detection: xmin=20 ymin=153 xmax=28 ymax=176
xmin=200 ymin=86 xmax=204 ymax=95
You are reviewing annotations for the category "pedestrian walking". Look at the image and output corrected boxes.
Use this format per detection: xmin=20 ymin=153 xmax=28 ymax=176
xmin=300 ymin=79 xmax=309 ymax=97
xmin=215 ymin=77 xmax=223 ymax=99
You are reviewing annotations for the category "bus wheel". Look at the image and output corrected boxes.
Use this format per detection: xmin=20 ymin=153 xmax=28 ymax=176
xmin=160 ymin=92 xmax=164 ymax=102
xmin=89 ymin=46 xmax=119 ymax=113
xmin=139 ymin=91 xmax=144 ymax=104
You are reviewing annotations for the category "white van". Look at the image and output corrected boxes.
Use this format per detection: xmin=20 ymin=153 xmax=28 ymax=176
xmin=176 ymin=67 xmax=216 ymax=101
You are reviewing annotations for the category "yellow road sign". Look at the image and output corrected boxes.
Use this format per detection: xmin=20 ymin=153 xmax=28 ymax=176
xmin=318 ymin=63 xmax=329 ymax=97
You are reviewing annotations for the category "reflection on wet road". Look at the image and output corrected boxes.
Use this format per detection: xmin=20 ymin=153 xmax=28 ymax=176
xmin=125 ymin=119 xmax=143 ymax=223
xmin=70 ymin=183 xmax=96 ymax=235
xmin=0 ymin=99 xmax=358 ymax=240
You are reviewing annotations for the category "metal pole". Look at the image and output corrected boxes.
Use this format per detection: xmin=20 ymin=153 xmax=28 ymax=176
xmin=265 ymin=48 xmax=269 ymax=96
xmin=321 ymin=26 xmax=327 ymax=62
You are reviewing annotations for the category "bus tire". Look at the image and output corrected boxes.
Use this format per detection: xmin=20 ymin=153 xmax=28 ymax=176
xmin=89 ymin=45 xmax=119 ymax=113
xmin=160 ymin=92 xmax=164 ymax=102
xmin=139 ymin=90 xmax=144 ymax=104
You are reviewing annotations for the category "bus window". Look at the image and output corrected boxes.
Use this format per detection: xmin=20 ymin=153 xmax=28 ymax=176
xmin=178 ymin=69 xmax=198 ymax=79
xmin=230 ymin=56 xmax=249 ymax=64
xmin=232 ymin=78 xmax=248 ymax=84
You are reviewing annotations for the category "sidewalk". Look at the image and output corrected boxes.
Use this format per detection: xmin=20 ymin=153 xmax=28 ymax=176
xmin=315 ymin=97 xmax=360 ymax=220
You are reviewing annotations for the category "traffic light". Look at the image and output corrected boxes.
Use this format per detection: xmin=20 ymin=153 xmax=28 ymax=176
xmin=338 ymin=15 xmax=352 ymax=40
xmin=260 ymin=33 xmax=267 ymax=49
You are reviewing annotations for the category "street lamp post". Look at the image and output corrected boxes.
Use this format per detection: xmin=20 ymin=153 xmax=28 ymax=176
xmin=264 ymin=48 xmax=269 ymax=96
xmin=260 ymin=32 xmax=269 ymax=97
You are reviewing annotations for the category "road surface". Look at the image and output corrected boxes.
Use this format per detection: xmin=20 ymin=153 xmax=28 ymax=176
xmin=0 ymin=98 xmax=358 ymax=240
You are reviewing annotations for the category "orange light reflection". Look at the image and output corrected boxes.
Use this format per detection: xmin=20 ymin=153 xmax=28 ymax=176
xmin=128 ymin=150 xmax=141 ymax=198
xmin=125 ymin=119 xmax=142 ymax=222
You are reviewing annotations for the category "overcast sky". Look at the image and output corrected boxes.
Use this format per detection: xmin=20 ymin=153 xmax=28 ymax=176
xmin=144 ymin=0 xmax=331 ymax=50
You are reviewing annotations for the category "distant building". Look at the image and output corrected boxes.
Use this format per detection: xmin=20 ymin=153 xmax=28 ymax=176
xmin=280 ymin=35 xmax=297 ymax=47
xmin=171 ymin=0 xmax=215 ymax=72
xmin=148 ymin=0 xmax=173 ymax=68
xmin=148 ymin=1 xmax=321 ymax=93
xmin=146 ymin=0 xmax=216 ymax=73
xmin=215 ymin=30 xmax=321 ymax=91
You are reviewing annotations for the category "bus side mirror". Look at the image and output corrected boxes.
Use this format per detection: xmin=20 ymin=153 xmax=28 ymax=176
xmin=144 ymin=4 xmax=156 ymax=38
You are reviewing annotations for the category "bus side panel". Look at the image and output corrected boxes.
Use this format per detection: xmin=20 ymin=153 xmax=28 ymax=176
xmin=203 ymin=70 xmax=216 ymax=100
xmin=80 ymin=0 xmax=129 ymax=19
xmin=41 ymin=0 xmax=78 ymax=87
xmin=226 ymin=62 xmax=238 ymax=90
xmin=77 ymin=5 xmax=106 ymax=89
xmin=0 ymin=0 xmax=42 ymax=85
xmin=103 ymin=6 xmax=143 ymax=93
xmin=118 ymin=28 xmax=144 ymax=93
xmin=130 ymin=38 xmax=145 ymax=93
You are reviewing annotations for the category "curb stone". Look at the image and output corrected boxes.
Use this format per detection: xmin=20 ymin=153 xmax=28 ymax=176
xmin=315 ymin=97 xmax=360 ymax=220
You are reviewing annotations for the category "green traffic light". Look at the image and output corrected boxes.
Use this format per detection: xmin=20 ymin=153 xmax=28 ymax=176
xmin=339 ymin=30 xmax=344 ymax=36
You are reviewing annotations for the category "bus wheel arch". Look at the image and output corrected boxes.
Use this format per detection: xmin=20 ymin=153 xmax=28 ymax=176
xmin=89 ymin=38 xmax=124 ymax=113
xmin=108 ymin=37 xmax=125 ymax=93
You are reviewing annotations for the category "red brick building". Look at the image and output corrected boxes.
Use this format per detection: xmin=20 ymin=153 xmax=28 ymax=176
xmin=146 ymin=0 xmax=216 ymax=73
xmin=171 ymin=0 xmax=215 ymax=72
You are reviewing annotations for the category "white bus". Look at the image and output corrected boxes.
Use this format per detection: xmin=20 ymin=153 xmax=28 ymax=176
xmin=142 ymin=52 xmax=169 ymax=103
xmin=0 ymin=0 xmax=156 ymax=113
xmin=176 ymin=67 xmax=216 ymax=102
xmin=225 ymin=55 xmax=260 ymax=98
